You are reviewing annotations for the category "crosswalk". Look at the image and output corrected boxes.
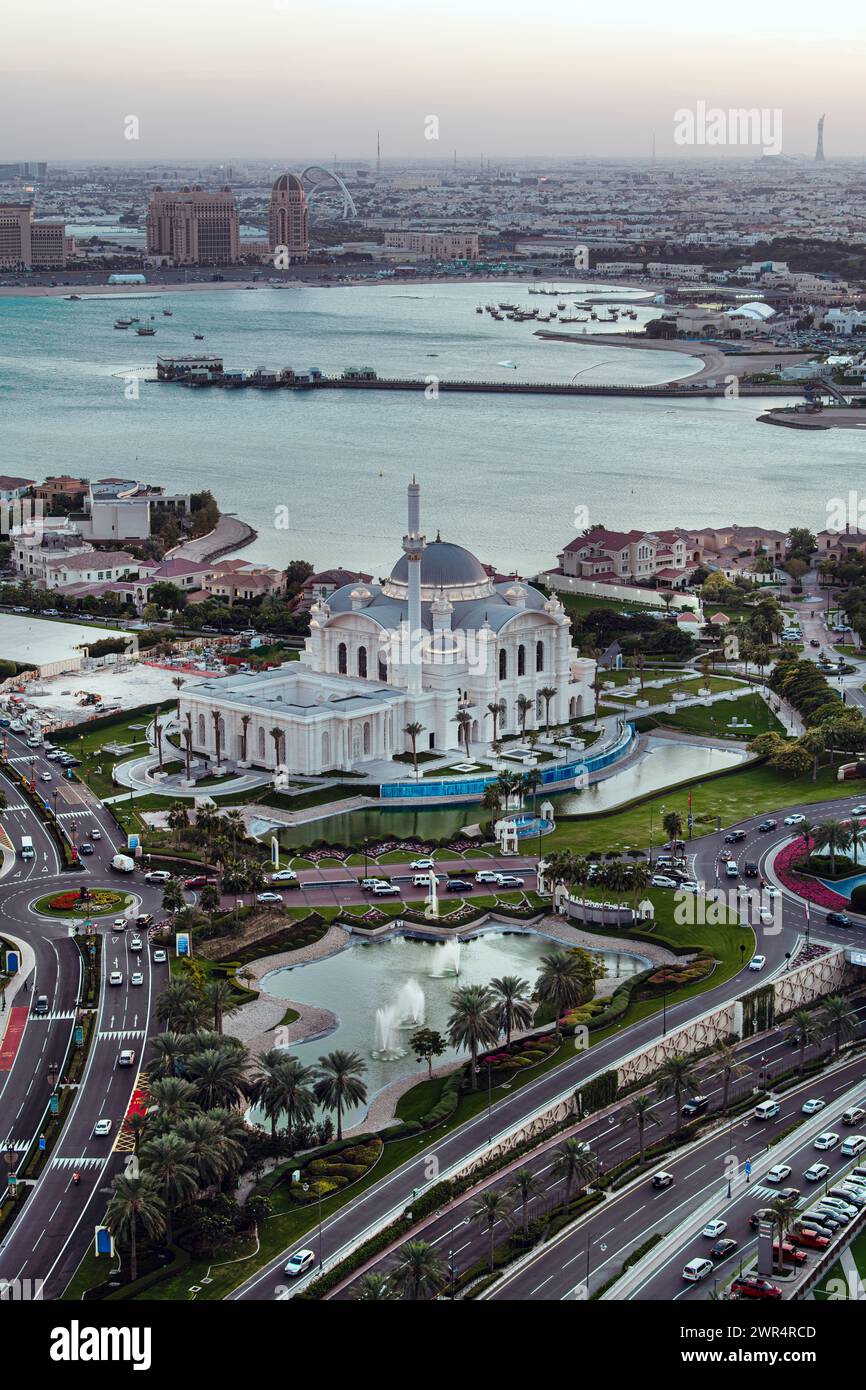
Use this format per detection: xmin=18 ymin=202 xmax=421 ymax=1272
xmin=0 ymin=1140 xmax=29 ymax=1153
xmin=749 ymin=1183 xmax=805 ymax=1204
xmin=28 ymin=1011 xmax=76 ymax=1024
xmin=98 ymin=1029 xmax=145 ymax=1042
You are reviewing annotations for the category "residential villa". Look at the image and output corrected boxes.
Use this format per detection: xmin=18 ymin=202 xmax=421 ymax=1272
xmin=556 ymin=526 xmax=696 ymax=588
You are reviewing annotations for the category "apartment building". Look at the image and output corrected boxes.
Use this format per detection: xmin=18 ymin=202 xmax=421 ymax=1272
xmin=0 ymin=204 xmax=69 ymax=269
xmin=383 ymin=230 xmax=479 ymax=260
xmin=146 ymin=186 xmax=240 ymax=265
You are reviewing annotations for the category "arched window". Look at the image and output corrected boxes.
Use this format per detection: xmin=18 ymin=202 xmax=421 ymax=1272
xmin=321 ymin=731 xmax=330 ymax=767
xmin=536 ymin=694 xmax=544 ymax=719
xmin=337 ymin=641 xmax=347 ymax=675
xmin=358 ymin=645 xmax=367 ymax=678
xmin=217 ymin=715 xmax=225 ymax=743
xmin=517 ymin=644 xmax=526 ymax=677
xmin=363 ymin=721 xmax=371 ymax=754
xmin=536 ymin=640 xmax=544 ymax=672
xmin=498 ymin=648 xmax=507 ymax=681
xmin=197 ymin=713 xmax=206 ymax=745
xmin=378 ymin=657 xmax=387 ymax=682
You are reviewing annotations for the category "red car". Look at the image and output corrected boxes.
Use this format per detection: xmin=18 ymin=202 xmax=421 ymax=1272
xmin=792 ymin=1229 xmax=830 ymax=1251
xmin=731 ymin=1275 xmax=782 ymax=1300
xmin=184 ymin=874 xmax=215 ymax=889
xmin=773 ymin=1242 xmax=807 ymax=1266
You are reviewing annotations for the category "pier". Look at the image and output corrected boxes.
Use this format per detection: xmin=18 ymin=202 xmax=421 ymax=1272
xmin=154 ymin=356 xmax=866 ymax=401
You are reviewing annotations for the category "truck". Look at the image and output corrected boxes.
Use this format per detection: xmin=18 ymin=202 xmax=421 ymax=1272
xmin=19 ymin=835 xmax=35 ymax=860
xmin=111 ymin=853 xmax=135 ymax=873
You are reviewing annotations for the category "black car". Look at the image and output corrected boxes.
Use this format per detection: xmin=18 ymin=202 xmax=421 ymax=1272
xmin=682 ymin=1095 xmax=709 ymax=1118
xmin=744 ymin=861 xmax=759 ymax=878
xmin=810 ymin=639 xmax=820 ymax=648
xmin=724 ymin=830 xmax=747 ymax=843
xmin=758 ymin=820 xmax=778 ymax=832
xmin=709 ymin=1237 xmax=738 ymax=1261
xmin=827 ymin=911 xmax=853 ymax=928
xmin=79 ymin=843 xmax=94 ymax=855
xmin=446 ymin=879 xmax=473 ymax=892
xmin=777 ymin=1186 xmax=801 ymax=1203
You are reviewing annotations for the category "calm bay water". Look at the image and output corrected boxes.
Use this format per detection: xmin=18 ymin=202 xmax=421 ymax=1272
xmin=1 ymin=279 xmax=858 ymax=576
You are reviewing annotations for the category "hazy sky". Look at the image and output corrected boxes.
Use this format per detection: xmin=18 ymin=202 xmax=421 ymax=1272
xmin=2 ymin=0 xmax=864 ymax=160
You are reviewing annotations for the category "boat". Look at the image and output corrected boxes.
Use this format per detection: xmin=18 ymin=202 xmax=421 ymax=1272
xmin=114 ymin=318 xmax=132 ymax=329
xmin=557 ymin=301 xmax=566 ymax=310
xmin=66 ymin=294 xmax=82 ymax=301
xmin=476 ymin=304 xmax=484 ymax=313
xmin=136 ymin=326 xmax=156 ymax=336
xmin=163 ymin=308 xmax=173 ymax=316
xmin=193 ymin=333 xmax=204 ymax=340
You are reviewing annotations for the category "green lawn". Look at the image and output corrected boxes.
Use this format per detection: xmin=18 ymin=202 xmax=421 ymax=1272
xmin=543 ymin=760 xmax=854 ymax=858
xmin=644 ymin=692 xmax=785 ymax=740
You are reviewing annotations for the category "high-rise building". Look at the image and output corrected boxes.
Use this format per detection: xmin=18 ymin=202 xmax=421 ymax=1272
xmin=816 ymin=114 xmax=825 ymax=162
xmin=146 ymin=185 xmax=240 ymax=265
xmin=267 ymin=174 xmax=309 ymax=259
xmin=0 ymin=203 xmax=68 ymax=269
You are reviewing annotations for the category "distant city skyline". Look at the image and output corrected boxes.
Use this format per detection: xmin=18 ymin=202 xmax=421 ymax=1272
xmin=2 ymin=0 xmax=862 ymax=159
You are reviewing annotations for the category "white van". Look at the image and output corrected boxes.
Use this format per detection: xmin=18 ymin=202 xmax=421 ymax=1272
xmin=840 ymin=1134 xmax=866 ymax=1158
xmin=682 ymin=1258 xmax=713 ymax=1282
xmin=754 ymin=1100 xmax=781 ymax=1120
xmin=725 ymin=861 xmax=739 ymax=878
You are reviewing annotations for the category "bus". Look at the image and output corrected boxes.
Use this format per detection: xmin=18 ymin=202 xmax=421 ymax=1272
xmin=20 ymin=835 xmax=35 ymax=860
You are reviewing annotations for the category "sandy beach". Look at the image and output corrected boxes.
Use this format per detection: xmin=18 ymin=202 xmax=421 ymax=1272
xmin=535 ymin=328 xmax=811 ymax=386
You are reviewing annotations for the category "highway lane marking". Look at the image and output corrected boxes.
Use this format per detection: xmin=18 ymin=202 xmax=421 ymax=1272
xmin=529 ymin=1275 xmax=553 ymax=1295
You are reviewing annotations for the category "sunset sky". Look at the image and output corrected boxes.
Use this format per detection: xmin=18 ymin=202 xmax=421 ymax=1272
xmin=2 ymin=0 xmax=863 ymax=160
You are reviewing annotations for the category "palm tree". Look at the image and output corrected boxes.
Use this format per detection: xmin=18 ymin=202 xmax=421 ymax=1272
xmin=851 ymin=818 xmax=865 ymax=867
xmin=452 ymin=707 xmax=473 ymax=759
xmin=224 ymin=808 xmax=246 ymax=850
xmin=166 ymin=801 xmax=190 ymax=846
xmin=402 ymin=721 xmax=424 ymax=774
xmin=508 ymin=1167 xmax=545 ymax=1237
xmin=161 ymin=878 xmax=186 ymax=917
xmin=538 ymin=685 xmax=558 ymax=734
xmin=314 ymin=1050 xmax=368 ymax=1140
xmin=629 ymin=859 xmax=652 ymax=907
xmin=199 ymin=881 xmax=221 ymax=929
xmin=618 ymin=1094 xmax=661 ymax=1164
xmin=202 ymin=978 xmax=239 ymax=1034
xmin=814 ymin=819 xmax=851 ymax=875
xmin=655 ymin=1054 xmax=700 ymax=1132
xmin=446 ymin=984 xmax=499 ymax=1089
xmin=184 ymin=1047 xmax=248 ymax=1110
xmin=786 ymin=1008 xmax=824 ymax=1074
xmin=711 ymin=1040 xmax=749 ymax=1111
xmin=147 ymin=1075 xmax=198 ymax=1128
xmin=822 ymin=994 xmax=858 ymax=1056
xmin=471 ymin=1188 xmax=513 ymax=1272
xmin=240 ymin=713 xmax=252 ymax=763
xmin=486 ymin=700 xmax=504 ymax=743
xmin=269 ymin=725 xmax=284 ymax=770
xmin=253 ymin=1053 xmax=317 ymax=1146
xmin=489 ymin=975 xmax=534 ymax=1045
xmin=662 ymin=810 xmax=684 ymax=849
xmin=211 ymin=710 xmax=222 ymax=768
xmin=105 ymin=1174 xmax=165 ymax=1283
xmin=149 ymin=1031 xmax=190 ymax=1079
xmin=139 ymin=1133 xmax=197 ymax=1244
xmin=768 ymin=1194 xmax=799 ymax=1266
xmin=551 ymin=1137 xmax=596 ymax=1208
xmin=481 ymin=781 xmax=503 ymax=824
xmin=389 ymin=1239 xmax=447 ymax=1301
xmin=156 ymin=979 xmax=206 ymax=1033
xmin=535 ymin=950 xmax=587 ymax=1039
xmin=515 ymin=693 xmax=533 ymax=738
xmin=351 ymin=1272 xmax=394 ymax=1300
xmin=174 ymin=1114 xmax=237 ymax=1187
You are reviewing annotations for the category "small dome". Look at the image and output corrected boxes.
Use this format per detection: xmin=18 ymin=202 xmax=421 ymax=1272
xmin=273 ymin=173 xmax=305 ymax=195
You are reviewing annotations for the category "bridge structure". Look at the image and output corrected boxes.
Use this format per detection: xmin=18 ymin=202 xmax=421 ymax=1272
xmin=300 ymin=165 xmax=357 ymax=220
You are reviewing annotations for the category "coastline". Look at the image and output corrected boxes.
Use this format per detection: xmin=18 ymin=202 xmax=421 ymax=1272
xmin=535 ymin=329 xmax=811 ymax=386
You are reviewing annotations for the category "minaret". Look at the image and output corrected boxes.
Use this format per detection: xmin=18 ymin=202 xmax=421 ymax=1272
xmin=402 ymin=477 xmax=426 ymax=693
xmin=815 ymin=115 xmax=825 ymax=162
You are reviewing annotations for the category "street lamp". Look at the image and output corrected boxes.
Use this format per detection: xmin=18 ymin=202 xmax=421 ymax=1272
xmin=3 ymin=1143 xmax=16 ymax=1199
xmin=475 ymin=1061 xmax=494 ymax=1144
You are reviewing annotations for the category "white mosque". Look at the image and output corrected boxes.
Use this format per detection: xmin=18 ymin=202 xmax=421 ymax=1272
xmin=180 ymin=480 xmax=596 ymax=776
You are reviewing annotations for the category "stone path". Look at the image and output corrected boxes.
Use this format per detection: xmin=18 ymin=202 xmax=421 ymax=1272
xmin=224 ymin=923 xmax=352 ymax=1057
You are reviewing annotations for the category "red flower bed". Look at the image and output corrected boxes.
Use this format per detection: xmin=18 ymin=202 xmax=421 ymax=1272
xmin=773 ymin=838 xmax=848 ymax=910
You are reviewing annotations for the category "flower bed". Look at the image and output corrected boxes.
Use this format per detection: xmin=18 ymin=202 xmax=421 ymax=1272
xmin=34 ymin=888 xmax=133 ymax=917
xmin=772 ymin=838 xmax=848 ymax=910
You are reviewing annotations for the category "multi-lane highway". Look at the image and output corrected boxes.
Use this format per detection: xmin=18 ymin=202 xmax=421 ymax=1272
xmin=0 ymin=728 xmax=166 ymax=1298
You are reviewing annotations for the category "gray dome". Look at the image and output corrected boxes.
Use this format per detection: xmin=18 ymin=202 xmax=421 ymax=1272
xmin=273 ymin=173 xmax=304 ymax=195
xmin=390 ymin=540 xmax=488 ymax=589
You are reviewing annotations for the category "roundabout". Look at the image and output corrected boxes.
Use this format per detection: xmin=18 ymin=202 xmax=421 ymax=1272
xmin=32 ymin=887 xmax=136 ymax=918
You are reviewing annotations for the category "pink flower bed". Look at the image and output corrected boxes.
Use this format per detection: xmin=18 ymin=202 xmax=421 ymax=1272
xmin=773 ymin=837 xmax=849 ymax=910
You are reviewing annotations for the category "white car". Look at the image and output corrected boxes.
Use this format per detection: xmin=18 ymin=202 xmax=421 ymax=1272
xmin=129 ymin=936 xmax=143 ymax=952
xmin=650 ymin=875 xmax=679 ymax=889
xmin=40 ymin=771 xmax=51 ymax=782
xmin=678 ymin=881 xmax=701 ymax=893
xmin=748 ymin=955 xmax=766 ymax=971
xmin=758 ymin=908 xmax=774 ymax=925
xmin=804 ymin=1162 xmax=831 ymax=1182
xmin=145 ymin=869 xmax=172 ymax=884
xmin=841 ymin=1134 xmax=866 ymax=1157
xmin=283 ymin=1248 xmax=316 ymax=1278
xmin=412 ymin=873 xmax=438 ymax=887
xmin=701 ymin=1218 xmax=727 ymax=1238
xmin=475 ymin=870 xmax=499 ymax=883
xmin=372 ymin=883 xmax=400 ymax=896
xmin=852 ymin=805 xmax=866 ymax=816
xmin=410 ymin=858 xmax=436 ymax=870
xmin=271 ymin=868 xmax=298 ymax=881
xmin=783 ymin=814 xmax=806 ymax=826
xmin=256 ymin=892 xmax=282 ymax=904
xmin=766 ymin=1164 xmax=792 ymax=1183
xmin=682 ymin=1258 xmax=713 ymax=1283
xmin=108 ymin=971 xmax=123 ymax=986
xmin=153 ymin=949 xmax=167 ymax=964
xmin=802 ymin=1098 xmax=826 ymax=1115
xmin=814 ymin=1131 xmax=841 ymax=1151
xmin=764 ymin=886 xmax=781 ymax=898
xmin=93 ymin=1119 xmax=112 ymax=1137
xmin=130 ymin=972 xmax=143 ymax=986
